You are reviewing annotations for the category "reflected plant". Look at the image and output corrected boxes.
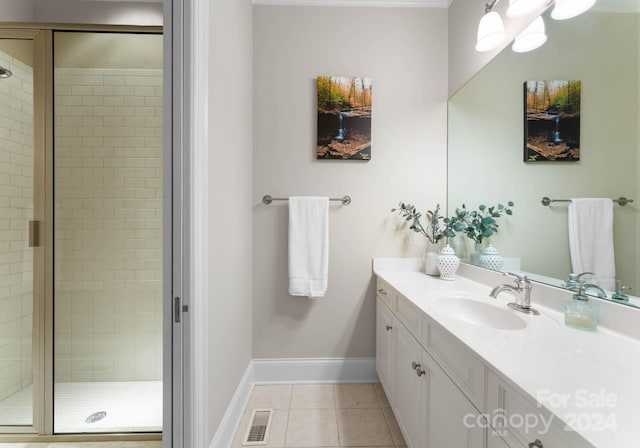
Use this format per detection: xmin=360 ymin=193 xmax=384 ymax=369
xmin=454 ymin=202 xmax=514 ymax=244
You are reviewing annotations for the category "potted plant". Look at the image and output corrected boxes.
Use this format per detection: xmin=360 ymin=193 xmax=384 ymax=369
xmin=391 ymin=202 xmax=455 ymax=275
xmin=454 ymin=202 xmax=514 ymax=266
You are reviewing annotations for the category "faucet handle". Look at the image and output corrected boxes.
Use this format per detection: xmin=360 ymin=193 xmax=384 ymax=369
xmin=612 ymin=280 xmax=631 ymax=301
xmin=507 ymin=272 xmax=530 ymax=285
xmin=615 ymin=280 xmax=631 ymax=293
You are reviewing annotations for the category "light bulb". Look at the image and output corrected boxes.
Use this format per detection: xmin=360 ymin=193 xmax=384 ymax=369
xmin=475 ymin=11 xmax=507 ymax=52
xmin=512 ymin=16 xmax=548 ymax=52
xmin=551 ymin=0 xmax=597 ymax=20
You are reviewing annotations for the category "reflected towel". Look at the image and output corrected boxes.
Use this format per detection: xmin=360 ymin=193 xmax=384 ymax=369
xmin=568 ymin=198 xmax=616 ymax=291
xmin=288 ymin=197 xmax=329 ymax=298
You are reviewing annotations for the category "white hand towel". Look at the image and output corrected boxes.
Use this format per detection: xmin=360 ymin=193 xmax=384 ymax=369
xmin=568 ymin=198 xmax=616 ymax=291
xmin=288 ymin=196 xmax=329 ymax=298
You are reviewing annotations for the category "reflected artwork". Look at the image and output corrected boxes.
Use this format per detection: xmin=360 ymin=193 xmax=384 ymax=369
xmin=317 ymin=76 xmax=372 ymax=160
xmin=524 ymin=80 xmax=581 ymax=162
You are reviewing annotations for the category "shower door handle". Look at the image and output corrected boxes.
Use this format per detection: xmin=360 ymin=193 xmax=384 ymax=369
xmin=29 ymin=220 xmax=40 ymax=247
xmin=174 ymin=296 xmax=181 ymax=323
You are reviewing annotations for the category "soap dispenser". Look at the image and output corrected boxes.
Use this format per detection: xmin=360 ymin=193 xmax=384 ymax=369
xmin=564 ymin=283 xmax=604 ymax=331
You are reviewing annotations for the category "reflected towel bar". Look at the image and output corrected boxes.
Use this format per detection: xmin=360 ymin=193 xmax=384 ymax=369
xmin=262 ymin=195 xmax=351 ymax=205
xmin=541 ymin=196 xmax=633 ymax=206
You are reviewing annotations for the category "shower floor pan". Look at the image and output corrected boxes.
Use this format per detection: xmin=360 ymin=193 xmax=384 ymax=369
xmin=0 ymin=381 xmax=162 ymax=433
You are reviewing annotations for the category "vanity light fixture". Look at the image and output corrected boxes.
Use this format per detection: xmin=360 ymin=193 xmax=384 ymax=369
xmin=475 ymin=0 xmax=507 ymax=52
xmin=506 ymin=0 xmax=547 ymax=18
xmin=551 ymin=0 xmax=597 ymax=20
xmin=512 ymin=16 xmax=547 ymax=52
xmin=476 ymin=0 xmax=597 ymax=53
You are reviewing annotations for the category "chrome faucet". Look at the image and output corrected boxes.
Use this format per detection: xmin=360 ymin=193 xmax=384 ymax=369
xmin=575 ymin=283 xmax=607 ymax=300
xmin=490 ymin=273 xmax=540 ymax=315
xmin=562 ymin=271 xmax=594 ymax=291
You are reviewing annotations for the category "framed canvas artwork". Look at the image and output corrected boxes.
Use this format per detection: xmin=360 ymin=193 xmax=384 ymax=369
xmin=524 ymin=80 xmax=581 ymax=162
xmin=317 ymin=76 xmax=372 ymax=160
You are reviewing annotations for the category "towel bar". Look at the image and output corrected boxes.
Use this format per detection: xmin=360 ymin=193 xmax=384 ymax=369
xmin=262 ymin=195 xmax=351 ymax=205
xmin=541 ymin=196 xmax=633 ymax=206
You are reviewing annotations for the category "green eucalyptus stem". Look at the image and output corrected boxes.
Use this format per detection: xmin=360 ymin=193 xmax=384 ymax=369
xmin=391 ymin=202 xmax=448 ymax=245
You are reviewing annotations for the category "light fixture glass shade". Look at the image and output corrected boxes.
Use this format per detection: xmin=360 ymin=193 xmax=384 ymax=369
xmin=506 ymin=0 xmax=547 ymax=18
xmin=475 ymin=11 xmax=507 ymax=52
xmin=551 ymin=0 xmax=597 ymax=20
xmin=512 ymin=16 xmax=548 ymax=52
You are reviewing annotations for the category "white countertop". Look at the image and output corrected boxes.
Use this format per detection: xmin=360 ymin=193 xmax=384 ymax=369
xmin=373 ymin=259 xmax=640 ymax=448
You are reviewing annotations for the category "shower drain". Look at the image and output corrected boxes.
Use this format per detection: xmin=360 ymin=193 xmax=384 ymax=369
xmin=85 ymin=411 xmax=107 ymax=424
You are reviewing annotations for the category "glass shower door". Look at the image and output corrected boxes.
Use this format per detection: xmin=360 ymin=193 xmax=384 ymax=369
xmin=0 ymin=36 xmax=35 ymax=428
xmin=53 ymin=31 xmax=163 ymax=434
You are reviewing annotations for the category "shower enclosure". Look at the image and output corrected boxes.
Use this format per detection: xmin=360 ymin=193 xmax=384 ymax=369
xmin=0 ymin=27 xmax=163 ymax=439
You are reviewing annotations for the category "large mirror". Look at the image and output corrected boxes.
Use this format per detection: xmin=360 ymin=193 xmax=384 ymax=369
xmin=447 ymin=4 xmax=639 ymax=307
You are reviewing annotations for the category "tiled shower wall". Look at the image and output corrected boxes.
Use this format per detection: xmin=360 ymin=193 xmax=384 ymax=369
xmin=0 ymin=52 xmax=34 ymax=401
xmin=54 ymin=68 xmax=163 ymax=383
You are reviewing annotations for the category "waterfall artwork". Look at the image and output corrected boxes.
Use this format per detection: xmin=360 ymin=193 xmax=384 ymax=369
xmin=317 ymin=76 xmax=372 ymax=160
xmin=524 ymin=80 xmax=581 ymax=162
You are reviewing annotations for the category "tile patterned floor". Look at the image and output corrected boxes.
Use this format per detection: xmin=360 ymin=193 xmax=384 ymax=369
xmin=232 ymin=383 xmax=406 ymax=448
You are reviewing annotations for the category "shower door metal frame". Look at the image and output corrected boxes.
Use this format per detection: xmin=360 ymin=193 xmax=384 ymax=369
xmin=0 ymin=24 xmax=165 ymax=444
xmin=0 ymin=27 xmax=51 ymax=437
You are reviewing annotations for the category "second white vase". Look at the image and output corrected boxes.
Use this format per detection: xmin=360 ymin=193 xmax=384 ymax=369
xmin=479 ymin=243 xmax=504 ymax=271
xmin=437 ymin=244 xmax=460 ymax=281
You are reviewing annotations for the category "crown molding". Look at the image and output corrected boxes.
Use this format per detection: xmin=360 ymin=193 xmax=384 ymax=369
xmin=253 ymin=0 xmax=449 ymax=8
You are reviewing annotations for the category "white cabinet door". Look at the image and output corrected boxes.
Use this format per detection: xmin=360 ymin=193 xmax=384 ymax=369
xmin=376 ymin=298 xmax=395 ymax=403
xmin=393 ymin=323 xmax=427 ymax=448
xmin=427 ymin=353 xmax=485 ymax=448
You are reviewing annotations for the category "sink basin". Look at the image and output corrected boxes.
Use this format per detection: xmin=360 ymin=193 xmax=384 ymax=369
xmin=432 ymin=297 xmax=527 ymax=330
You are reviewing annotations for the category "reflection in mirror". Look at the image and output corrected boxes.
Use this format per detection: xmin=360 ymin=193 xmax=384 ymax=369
xmin=447 ymin=6 xmax=639 ymax=307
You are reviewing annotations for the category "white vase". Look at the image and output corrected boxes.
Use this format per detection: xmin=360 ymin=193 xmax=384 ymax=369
xmin=437 ymin=244 xmax=460 ymax=281
xmin=469 ymin=242 xmax=483 ymax=266
xmin=425 ymin=250 xmax=440 ymax=276
xmin=479 ymin=243 xmax=504 ymax=271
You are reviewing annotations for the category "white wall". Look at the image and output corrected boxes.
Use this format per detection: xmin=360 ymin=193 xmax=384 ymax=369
xmin=0 ymin=0 xmax=35 ymax=22
xmin=252 ymin=6 xmax=448 ymax=359
xmin=448 ymin=12 xmax=638 ymax=289
xmin=207 ymin=0 xmax=253 ymax=442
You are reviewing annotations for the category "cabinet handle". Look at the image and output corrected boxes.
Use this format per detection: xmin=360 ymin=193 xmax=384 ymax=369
xmin=385 ymin=324 xmax=392 ymax=331
xmin=411 ymin=361 xmax=420 ymax=370
xmin=378 ymin=288 xmax=387 ymax=295
xmin=528 ymin=440 xmax=543 ymax=448
xmin=416 ymin=368 xmax=426 ymax=377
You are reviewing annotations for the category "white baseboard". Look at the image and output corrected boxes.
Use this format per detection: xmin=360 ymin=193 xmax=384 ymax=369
xmin=210 ymin=357 xmax=378 ymax=448
xmin=252 ymin=357 xmax=378 ymax=384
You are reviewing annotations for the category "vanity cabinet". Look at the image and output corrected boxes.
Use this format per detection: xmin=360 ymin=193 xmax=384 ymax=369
xmin=375 ymin=274 xmax=593 ymax=448
xmin=376 ymin=278 xmax=485 ymax=448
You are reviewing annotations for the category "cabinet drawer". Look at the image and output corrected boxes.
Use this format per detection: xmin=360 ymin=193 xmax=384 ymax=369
xmin=423 ymin=317 xmax=485 ymax=410
xmin=376 ymin=277 xmax=396 ymax=309
xmin=396 ymin=292 xmax=422 ymax=340
xmin=486 ymin=371 xmax=587 ymax=448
